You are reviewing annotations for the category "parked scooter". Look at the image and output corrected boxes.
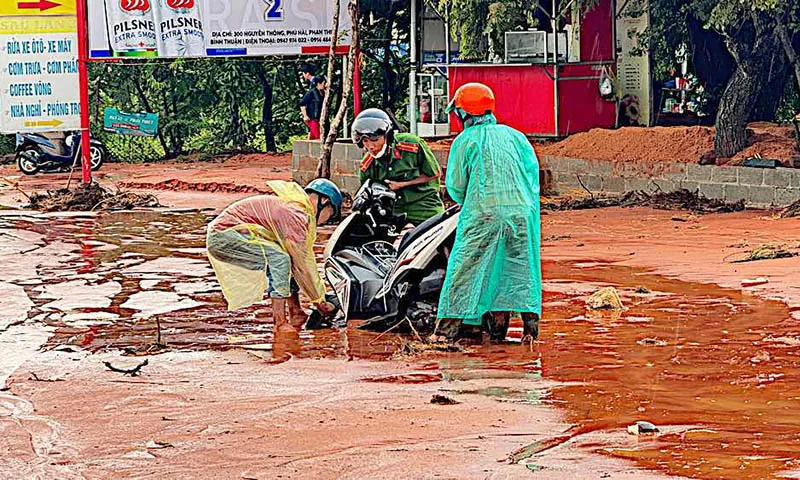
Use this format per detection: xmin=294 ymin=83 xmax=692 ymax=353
xmin=15 ymin=131 xmax=106 ymax=175
xmin=319 ymin=180 xmax=460 ymax=333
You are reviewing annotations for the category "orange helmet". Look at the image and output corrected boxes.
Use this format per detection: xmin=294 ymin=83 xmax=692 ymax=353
xmin=446 ymin=82 xmax=496 ymax=117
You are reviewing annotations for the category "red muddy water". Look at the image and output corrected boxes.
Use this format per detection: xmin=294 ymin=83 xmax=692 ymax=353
xmin=2 ymin=210 xmax=799 ymax=479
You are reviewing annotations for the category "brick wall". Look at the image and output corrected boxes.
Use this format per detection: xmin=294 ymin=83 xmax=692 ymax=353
xmin=292 ymin=140 xmax=800 ymax=208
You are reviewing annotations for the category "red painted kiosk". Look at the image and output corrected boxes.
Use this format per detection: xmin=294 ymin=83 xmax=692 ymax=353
xmin=447 ymin=0 xmax=617 ymax=137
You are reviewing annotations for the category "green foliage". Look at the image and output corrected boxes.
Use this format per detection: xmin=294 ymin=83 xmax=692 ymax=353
xmin=358 ymin=1 xmax=410 ymax=122
xmin=0 ymin=135 xmax=15 ymax=156
xmin=776 ymin=80 xmax=800 ymax=125
xmin=486 ymin=1 xmax=533 ymax=60
xmin=80 ymin=6 xmax=414 ymax=163
xmin=88 ymin=58 xmax=323 ymax=162
xmin=447 ymin=0 xmax=491 ymax=60
xmin=444 ymin=0 xmax=596 ymax=61
xmin=626 ymin=0 xmax=689 ymax=80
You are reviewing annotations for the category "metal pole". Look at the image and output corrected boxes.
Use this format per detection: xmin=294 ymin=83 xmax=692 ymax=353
xmin=353 ymin=2 xmax=362 ymax=116
xmin=552 ymin=0 xmax=560 ymax=136
xmin=76 ymin=0 xmax=92 ymax=184
xmin=342 ymin=55 xmax=349 ymax=139
xmin=444 ymin=1 xmax=450 ymax=65
xmin=409 ymin=0 xmax=418 ymax=135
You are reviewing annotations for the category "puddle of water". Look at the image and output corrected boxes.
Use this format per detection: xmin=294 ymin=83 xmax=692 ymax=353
xmin=0 ymin=281 xmax=33 ymax=331
xmin=120 ymin=291 xmax=204 ymax=318
xmin=533 ymin=262 xmax=800 ymax=479
xmin=0 ymin=324 xmax=53 ymax=387
xmin=2 ymin=210 xmax=800 ymax=479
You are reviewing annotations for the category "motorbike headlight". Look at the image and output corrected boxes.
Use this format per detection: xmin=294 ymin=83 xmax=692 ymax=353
xmin=65 ymin=136 xmax=74 ymax=148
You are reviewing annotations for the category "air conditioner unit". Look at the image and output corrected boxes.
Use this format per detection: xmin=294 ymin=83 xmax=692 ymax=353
xmin=505 ymin=31 xmax=568 ymax=63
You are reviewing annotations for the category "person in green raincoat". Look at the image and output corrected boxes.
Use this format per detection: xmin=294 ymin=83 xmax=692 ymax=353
xmin=435 ymin=83 xmax=542 ymax=342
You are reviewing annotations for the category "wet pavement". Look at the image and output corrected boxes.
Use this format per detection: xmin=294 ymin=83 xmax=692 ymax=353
xmin=1 ymin=209 xmax=800 ymax=478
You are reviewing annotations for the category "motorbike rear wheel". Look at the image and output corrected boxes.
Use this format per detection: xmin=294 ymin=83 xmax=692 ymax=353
xmin=16 ymin=148 xmax=40 ymax=175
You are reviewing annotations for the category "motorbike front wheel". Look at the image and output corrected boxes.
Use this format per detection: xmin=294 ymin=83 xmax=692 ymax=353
xmin=89 ymin=144 xmax=105 ymax=171
xmin=16 ymin=148 xmax=40 ymax=175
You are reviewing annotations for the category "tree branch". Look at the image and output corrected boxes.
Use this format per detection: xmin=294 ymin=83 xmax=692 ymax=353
xmin=319 ymin=0 xmax=342 ymax=140
xmin=318 ymin=0 xmax=359 ymax=178
xmin=775 ymin=15 xmax=800 ymax=91
xmin=104 ymin=359 xmax=149 ymax=377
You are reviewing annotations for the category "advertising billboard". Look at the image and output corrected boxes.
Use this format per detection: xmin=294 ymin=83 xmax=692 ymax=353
xmin=0 ymin=12 xmax=80 ymax=133
xmin=88 ymin=0 xmax=352 ymax=58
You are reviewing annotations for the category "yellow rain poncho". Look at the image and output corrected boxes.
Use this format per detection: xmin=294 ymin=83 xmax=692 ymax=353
xmin=438 ymin=113 xmax=542 ymax=325
xmin=206 ymin=180 xmax=325 ymax=310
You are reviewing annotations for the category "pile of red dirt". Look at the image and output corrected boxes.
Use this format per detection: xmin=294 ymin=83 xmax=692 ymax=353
xmin=539 ymin=123 xmax=799 ymax=167
xmin=727 ymin=123 xmax=799 ymax=165
xmin=541 ymin=126 xmax=714 ymax=163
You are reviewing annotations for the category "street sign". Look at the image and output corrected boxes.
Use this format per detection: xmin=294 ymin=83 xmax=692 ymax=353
xmin=104 ymin=108 xmax=159 ymax=136
xmin=0 ymin=0 xmax=77 ymax=16
xmin=0 ymin=15 xmax=80 ymax=133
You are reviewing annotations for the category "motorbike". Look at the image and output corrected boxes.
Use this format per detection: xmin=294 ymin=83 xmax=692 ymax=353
xmin=15 ymin=131 xmax=106 ymax=175
xmin=318 ymin=180 xmax=460 ymax=333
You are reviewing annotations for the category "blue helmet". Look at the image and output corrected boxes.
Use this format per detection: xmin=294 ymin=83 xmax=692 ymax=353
xmin=305 ymin=178 xmax=343 ymax=223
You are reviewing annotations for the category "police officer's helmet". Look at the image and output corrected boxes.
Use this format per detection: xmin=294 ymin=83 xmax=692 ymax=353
xmin=352 ymin=108 xmax=394 ymax=148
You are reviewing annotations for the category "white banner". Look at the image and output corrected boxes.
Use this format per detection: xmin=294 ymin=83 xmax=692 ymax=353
xmin=88 ymin=0 xmax=352 ymax=58
xmin=0 ymin=16 xmax=80 ymax=133
xmin=616 ymin=1 xmax=652 ymax=126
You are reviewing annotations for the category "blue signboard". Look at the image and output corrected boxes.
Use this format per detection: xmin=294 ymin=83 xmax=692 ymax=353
xmin=103 ymin=108 xmax=159 ymax=137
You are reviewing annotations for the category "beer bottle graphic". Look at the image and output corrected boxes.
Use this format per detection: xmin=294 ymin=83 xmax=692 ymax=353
xmin=154 ymin=0 xmax=205 ymax=57
xmin=104 ymin=0 xmax=158 ymax=57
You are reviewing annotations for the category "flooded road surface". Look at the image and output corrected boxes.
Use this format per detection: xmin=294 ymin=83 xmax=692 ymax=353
xmin=534 ymin=263 xmax=800 ymax=479
xmin=2 ymin=209 xmax=800 ymax=478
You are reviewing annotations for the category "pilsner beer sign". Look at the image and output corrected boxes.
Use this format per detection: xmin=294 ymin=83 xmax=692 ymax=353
xmin=87 ymin=0 xmax=352 ymax=58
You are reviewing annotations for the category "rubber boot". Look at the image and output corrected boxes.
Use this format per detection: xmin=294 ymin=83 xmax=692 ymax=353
xmin=487 ymin=312 xmax=509 ymax=343
xmin=433 ymin=318 xmax=462 ymax=342
xmin=522 ymin=313 xmax=540 ymax=340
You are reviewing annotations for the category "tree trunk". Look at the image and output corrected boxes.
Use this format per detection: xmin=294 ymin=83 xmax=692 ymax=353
xmin=230 ymin=96 xmax=243 ymax=149
xmin=687 ymin=16 xmax=734 ymax=117
xmin=319 ymin=0 xmax=342 ymax=140
xmin=715 ymin=67 xmax=758 ymax=157
xmin=714 ymin=15 xmax=779 ymax=158
xmin=255 ymin=63 xmax=276 ymax=152
xmin=776 ymin=20 xmax=800 ymax=96
xmin=318 ymin=0 xmax=359 ymax=179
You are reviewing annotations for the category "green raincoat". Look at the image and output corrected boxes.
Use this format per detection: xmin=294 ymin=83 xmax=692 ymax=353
xmin=437 ymin=114 xmax=542 ymax=325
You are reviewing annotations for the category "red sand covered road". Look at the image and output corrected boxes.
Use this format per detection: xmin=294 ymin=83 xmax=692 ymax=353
xmin=0 ymin=153 xmax=293 ymax=210
xmin=541 ymin=207 xmax=800 ymax=311
xmin=2 ymin=148 xmax=800 ymax=479
xmin=3 ymin=204 xmax=799 ymax=479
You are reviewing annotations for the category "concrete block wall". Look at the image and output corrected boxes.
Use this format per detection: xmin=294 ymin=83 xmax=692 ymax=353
xmin=543 ymin=156 xmax=800 ymax=208
xmin=292 ymin=140 xmax=800 ymax=208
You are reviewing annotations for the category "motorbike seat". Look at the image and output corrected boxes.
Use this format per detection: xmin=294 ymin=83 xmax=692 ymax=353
xmin=398 ymin=205 xmax=461 ymax=255
xmin=334 ymin=248 xmax=386 ymax=276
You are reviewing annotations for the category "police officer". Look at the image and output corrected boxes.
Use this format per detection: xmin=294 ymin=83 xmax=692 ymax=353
xmin=352 ymin=109 xmax=444 ymax=226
